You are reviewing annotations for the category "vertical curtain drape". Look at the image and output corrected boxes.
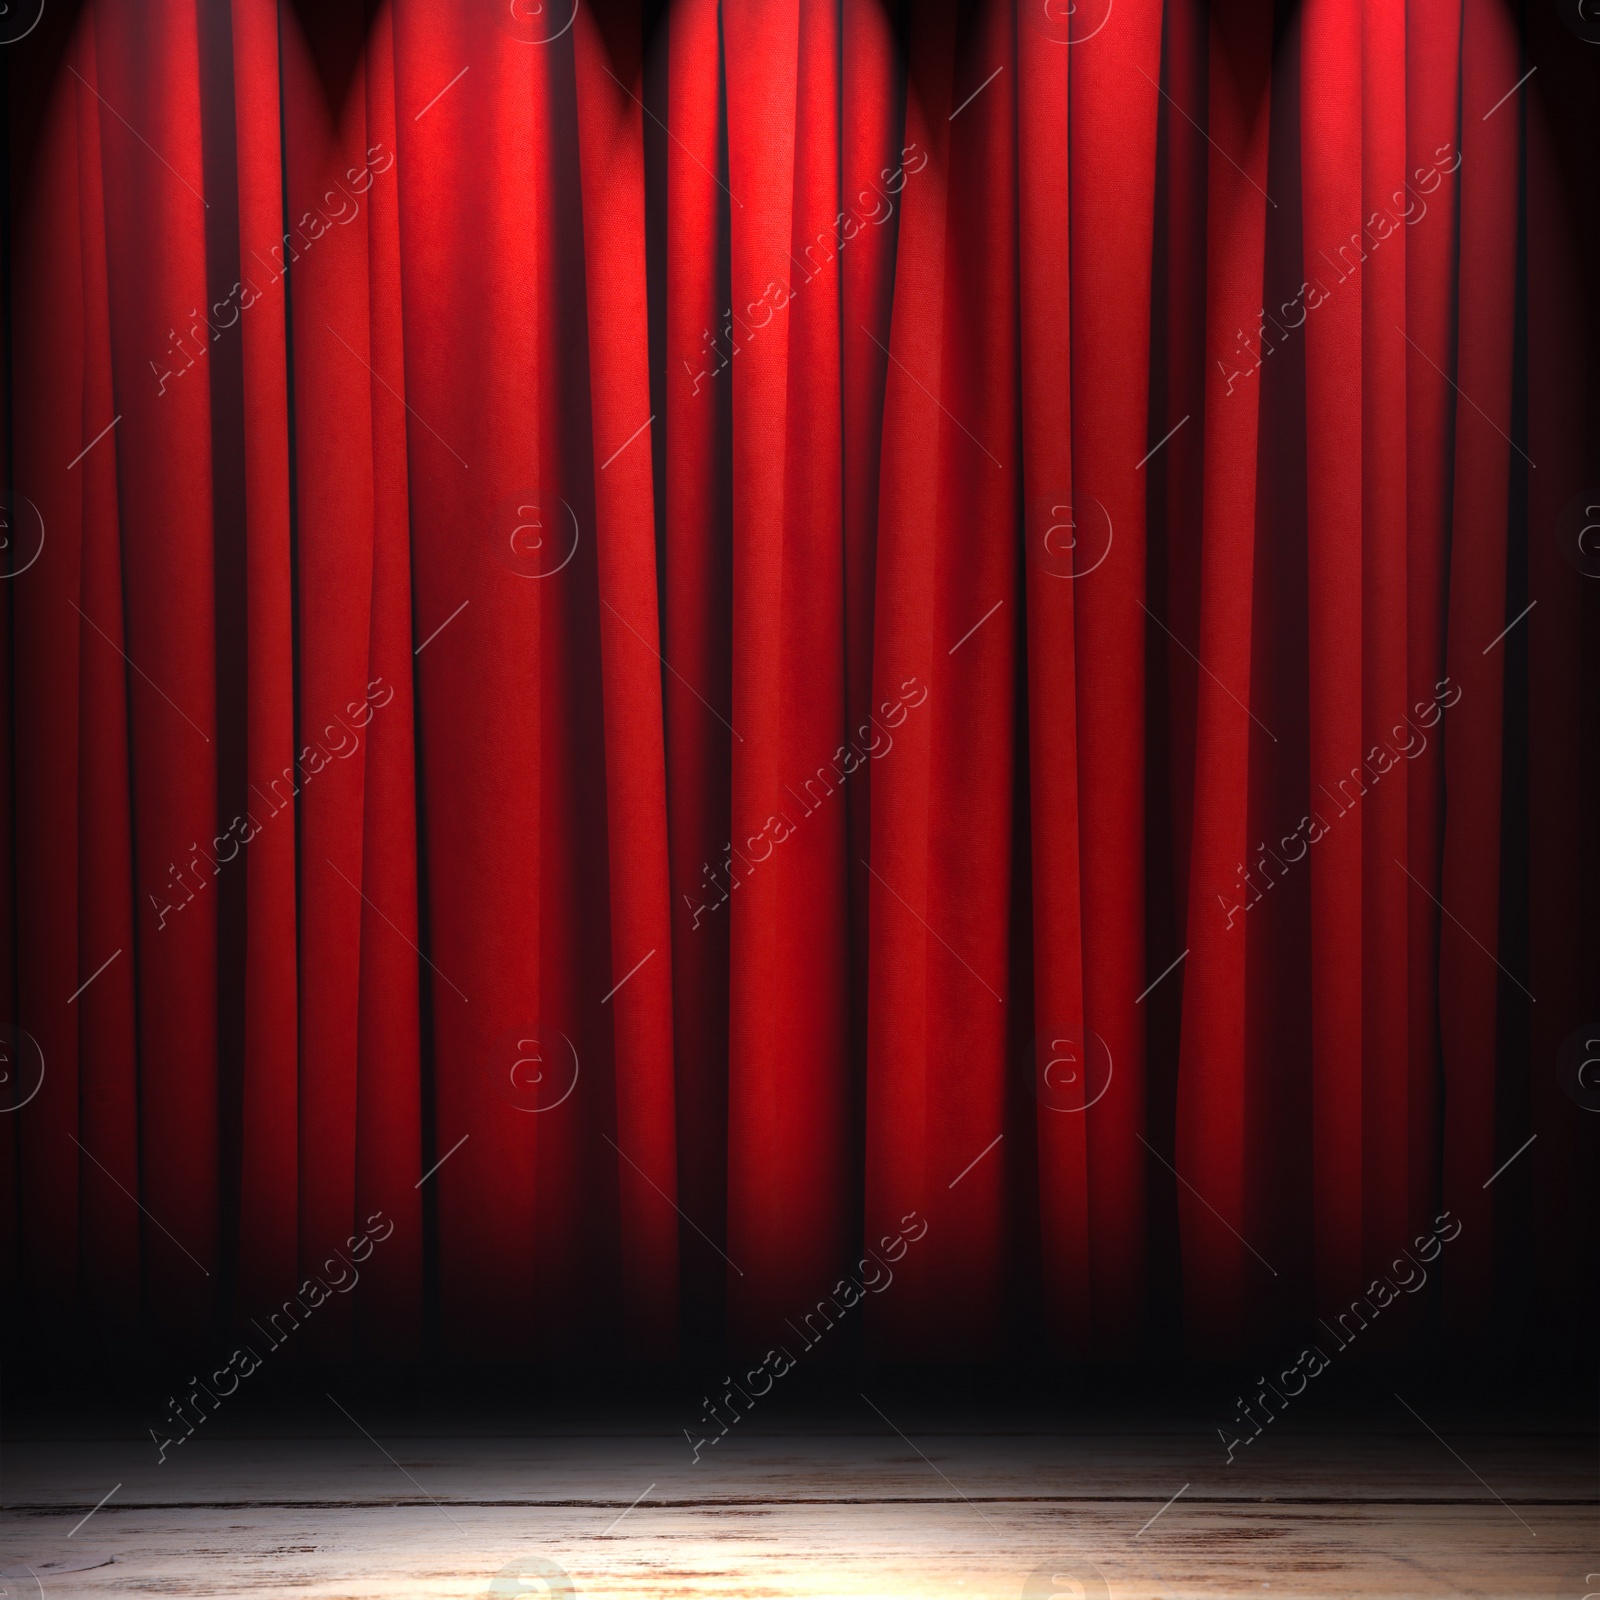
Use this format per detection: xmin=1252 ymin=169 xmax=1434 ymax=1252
xmin=2 ymin=0 xmax=1594 ymax=1362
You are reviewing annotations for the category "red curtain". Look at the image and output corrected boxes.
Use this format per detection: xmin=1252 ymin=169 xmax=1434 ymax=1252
xmin=3 ymin=0 xmax=1594 ymax=1362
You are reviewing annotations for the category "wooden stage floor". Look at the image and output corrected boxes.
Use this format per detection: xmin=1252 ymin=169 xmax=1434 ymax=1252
xmin=1 ymin=1381 xmax=1592 ymax=1599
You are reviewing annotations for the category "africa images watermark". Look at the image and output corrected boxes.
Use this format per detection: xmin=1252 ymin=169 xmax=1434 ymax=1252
xmin=148 ymin=141 xmax=396 ymax=396
xmin=681 ymin=1210 xmax=929 ymax=1461
xmin=682 ymin=142 xmax=929 ymax=396
xmin=684 ymin=675 xmax=928 ymax=929
xmin=148 ymin=675 xmax=396 ymax=930
xmin=1215 ymin=140 xmax=1461 ymax=397
xmin=147 ymin=1210 xmax=395 ymax=1462
xmin=1217 ymin=675 xmax=1460 ymax=929
xmin=1213 ymin=1208 xmax=1463 ymax=1463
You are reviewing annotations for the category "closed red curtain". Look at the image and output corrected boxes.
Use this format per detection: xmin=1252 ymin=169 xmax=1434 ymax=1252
xmin=2 ymin=0 xmax=1594 ymax=1362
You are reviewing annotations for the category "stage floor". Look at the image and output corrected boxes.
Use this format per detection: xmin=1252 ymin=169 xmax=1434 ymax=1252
xmin=1 ymin=1383 xmax=1591 ymax=1598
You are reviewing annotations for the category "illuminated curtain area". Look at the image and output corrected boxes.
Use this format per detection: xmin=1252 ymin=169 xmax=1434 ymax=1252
xmin=1 ymin=0 xmax=1594 ymax=1362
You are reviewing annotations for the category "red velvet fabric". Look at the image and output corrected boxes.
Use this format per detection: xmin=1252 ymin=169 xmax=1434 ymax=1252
xmin=2 ymin=0 xmax=1594 ymax=1360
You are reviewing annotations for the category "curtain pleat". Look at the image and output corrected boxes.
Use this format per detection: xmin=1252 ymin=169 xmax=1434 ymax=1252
xmin=573 ymin=3 xmax=681 ymax=1349
xmin=92 ymin=0 xmax=221 ymax=1332
xmin=1301 ymin=0 xmax=1367 ymax=1309
xmin=1019 ymin=0 xmax=1088 ymax=1348
xmin=1402 ymin=0 xmax=1459 ymax=1278
xmin=230 ymin=0 xmax=302 ymax=1335
xmin=663 ymin=0 xmax=733 ymax=1345
xmin=1176 ymin=0 xmax=1274 ymax=1349
xmin=1069 ymin=0 xmax=1164 ymax=1346
xmin=1437 ymin=0 xmax=1522 ymax=1322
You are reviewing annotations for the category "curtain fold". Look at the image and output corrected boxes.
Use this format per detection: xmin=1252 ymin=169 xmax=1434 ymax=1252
xmin=3 ymin=0 xmax=1593 ymax=1361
